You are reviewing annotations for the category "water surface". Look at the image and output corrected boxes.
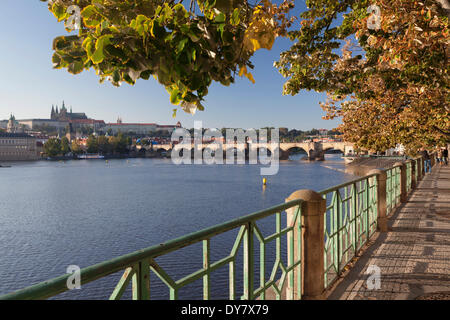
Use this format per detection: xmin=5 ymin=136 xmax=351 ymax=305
xmin=0 ymin=154 xmax=353 ymax=299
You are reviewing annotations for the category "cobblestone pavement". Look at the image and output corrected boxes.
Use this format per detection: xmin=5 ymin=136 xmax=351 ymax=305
xmin=328 ymin=165 xmax=450 ymax=300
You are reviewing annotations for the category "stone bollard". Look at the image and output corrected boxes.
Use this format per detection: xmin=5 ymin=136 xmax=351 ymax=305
xmin=368 ymin=169 xmax=388 ymax=232
xmin=411 ymin=159 xmax=416 ymax=190
xmin=286 ymin=190 xmax=326 ymax=300
xmin=394 ymin=162 xmax=407 ymax=203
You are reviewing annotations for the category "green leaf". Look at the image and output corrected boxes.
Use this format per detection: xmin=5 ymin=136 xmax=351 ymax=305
xmin=52 ymin=3 xmax=67 ymax=22
xmin=81 ymin=5 xmax=101 ymax=27
xmin=68 ymin=60 xmax=84 ymax=74
xmin=170 ymin=88 xmax=180 ymax=104
xmin=91 ymin=35 xmax=113 ymax=64
xmin=214 ymin=12 xmax=226 ymax=24
xmin=230 ymin=8 xmax=240 ymax=26
xmin=176 ymin=38 xmax=189 ymax=54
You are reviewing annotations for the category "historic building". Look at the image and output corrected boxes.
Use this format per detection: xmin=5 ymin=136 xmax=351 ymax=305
xmin=0 ymin=132 xmax=39 ymax=161
xmin=17 ymin=119 xmax=67 ymax=131
xmin=2 ymin=105 xmax=182 ymax=138
xmin=102 ymin=119 xmax=182 ymax=135
xmin=51 ymin=101 xmax=87 ymax=121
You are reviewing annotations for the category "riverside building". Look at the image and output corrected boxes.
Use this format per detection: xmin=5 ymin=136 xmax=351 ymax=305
xmin=0 ymin=132 xmax=39 ymax=161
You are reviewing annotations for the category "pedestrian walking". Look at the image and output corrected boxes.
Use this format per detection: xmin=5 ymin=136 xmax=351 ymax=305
xmin=443 ymin=147 xmax=449 ymax=166
xmin=420 ymin=149 xmax=431 ymax=173
xmin=437 ymin=148 xmax=443 ymax=165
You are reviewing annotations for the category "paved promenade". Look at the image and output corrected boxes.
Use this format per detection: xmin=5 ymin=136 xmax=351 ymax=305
xmin=328 ymin=165 xmax=450 ymax=300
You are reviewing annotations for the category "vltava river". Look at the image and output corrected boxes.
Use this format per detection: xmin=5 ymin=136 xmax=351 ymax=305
xmin=0 ymin=154 xmax=354 ymax=299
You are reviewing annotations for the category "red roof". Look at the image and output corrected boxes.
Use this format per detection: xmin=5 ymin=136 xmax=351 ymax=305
xmin=70 ymin=119 xmax=105 ymax=124
xmin=107 ymin=123 xmax=157 ymax=126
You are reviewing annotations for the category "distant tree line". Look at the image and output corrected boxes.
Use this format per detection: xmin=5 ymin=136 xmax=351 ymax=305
xmin=43 ymin=137 xmax=71 ymax=157
xmin=85 ymin=133 xmax=131 ymax=154
xmin=43 ymin=134 xmax=131 ymax=157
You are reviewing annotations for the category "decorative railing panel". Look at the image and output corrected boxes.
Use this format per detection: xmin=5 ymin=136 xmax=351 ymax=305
xmin=0 ymin=201 xmax=303 ymax=300
xmin=386 ymin=166 xmax=401 ymax=215
xmin=320 ymin=174 xmax=378 ymax=289
xmin=406 ymin=162 xmax=412 ymax=194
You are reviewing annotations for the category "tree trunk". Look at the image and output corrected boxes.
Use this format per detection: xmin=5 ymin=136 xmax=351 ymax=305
xmin=435 ymin=0 xmax=450 ymax=19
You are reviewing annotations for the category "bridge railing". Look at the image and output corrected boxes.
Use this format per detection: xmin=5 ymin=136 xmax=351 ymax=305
xmin=0 ymin=156 xmax=432 ymax=300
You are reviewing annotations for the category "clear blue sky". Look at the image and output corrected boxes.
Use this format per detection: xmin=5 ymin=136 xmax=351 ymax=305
xmin=0 ymin=1 xmax=341 ymax=130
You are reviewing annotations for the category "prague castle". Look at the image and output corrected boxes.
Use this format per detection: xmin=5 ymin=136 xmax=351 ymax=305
xmin=51 ymin=101 xmax=88 ymax=121
xmin=1 ymin=102 xmax=182 ymax=135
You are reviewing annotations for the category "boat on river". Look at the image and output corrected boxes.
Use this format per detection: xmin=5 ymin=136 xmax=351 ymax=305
xmin=78 ymin=154 xmax=105 ymax=160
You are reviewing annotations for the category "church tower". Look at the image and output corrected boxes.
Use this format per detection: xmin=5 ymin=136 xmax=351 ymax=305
xmin=7 ymin=114 xmax=16 ymax=133
xmin=51 ymin=105 xmax=55 ymax=119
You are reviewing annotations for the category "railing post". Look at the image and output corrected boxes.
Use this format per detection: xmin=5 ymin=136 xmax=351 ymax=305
xmin=286 ymin=190 xmax=326 ymax=300
xmin=285 ymin=199 xmax=301 ymax=300
xmin=243 ymin=222 xmax=254 ymax=300
xmin=394 ymin=162 xmax=407 ymax=203
xmin=132 ymin=260 xmax=150 ymax=300
xmin=411 ymin=159 xmax=416 ymax=190
xmin=368 ymin=169 xmax=388 ymax=232
xmin=420 ymin=156 xmax=425 ymax=177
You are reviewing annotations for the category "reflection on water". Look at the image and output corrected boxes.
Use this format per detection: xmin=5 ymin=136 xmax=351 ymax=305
xmin=0 ymin=154 xmax=354 ymax=299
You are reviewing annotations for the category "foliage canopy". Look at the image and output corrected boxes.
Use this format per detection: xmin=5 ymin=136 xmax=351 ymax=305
xmin=42 ymin=0 xmax=293 ymax=115
xmin=275 ymin=0 xmax=449 ymax=153
xmin=42 ymin=0 xmax=449 ymax=153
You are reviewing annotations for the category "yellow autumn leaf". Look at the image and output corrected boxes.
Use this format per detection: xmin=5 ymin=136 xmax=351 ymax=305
xmin=239 ymin=65 xmax=247 ymax=77
xmin=243 ymin=4 xmax=278 ymax=53
xmin=246 ymin=72 xmax=256 ymax=84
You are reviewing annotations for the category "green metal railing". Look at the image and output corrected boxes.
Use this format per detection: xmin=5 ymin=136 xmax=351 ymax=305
xmin=414 ymin=159 xmax=419 ymax=185
xmin=386 ymin=166 xmax=401 ymax=215
xmin=406 ymin=161 xmax=412 ymax=194
xmin=1 ymin=157 xmax=426 ymax=300
xmin=0 ymin=200 xmax=303 ymax=300
xmin=320 ymin=173 xmax=378 ymax=288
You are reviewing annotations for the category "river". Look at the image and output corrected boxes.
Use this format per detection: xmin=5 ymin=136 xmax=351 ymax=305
xmin=0 ymin=153 xmax=354 ymax=299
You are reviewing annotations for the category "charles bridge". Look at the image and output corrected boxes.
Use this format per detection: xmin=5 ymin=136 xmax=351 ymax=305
xmin=138 ymin=141 xmax=354 ymax=160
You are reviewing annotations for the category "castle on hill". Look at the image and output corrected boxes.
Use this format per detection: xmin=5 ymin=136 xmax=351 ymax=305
xmin=1 ymin=101 xmax=182 ymax=136
xmin=51 ymin=101 xmax=88 ymax=121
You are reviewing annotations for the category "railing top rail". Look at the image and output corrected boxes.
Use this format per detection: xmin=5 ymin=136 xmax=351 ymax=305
xmin=0 ymin=198 xmax=303 ymax=300
xmin=318 ymin=156 xmax=416 ymax=195
xmin=319 ymin=173 xmax=378 ymax=195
